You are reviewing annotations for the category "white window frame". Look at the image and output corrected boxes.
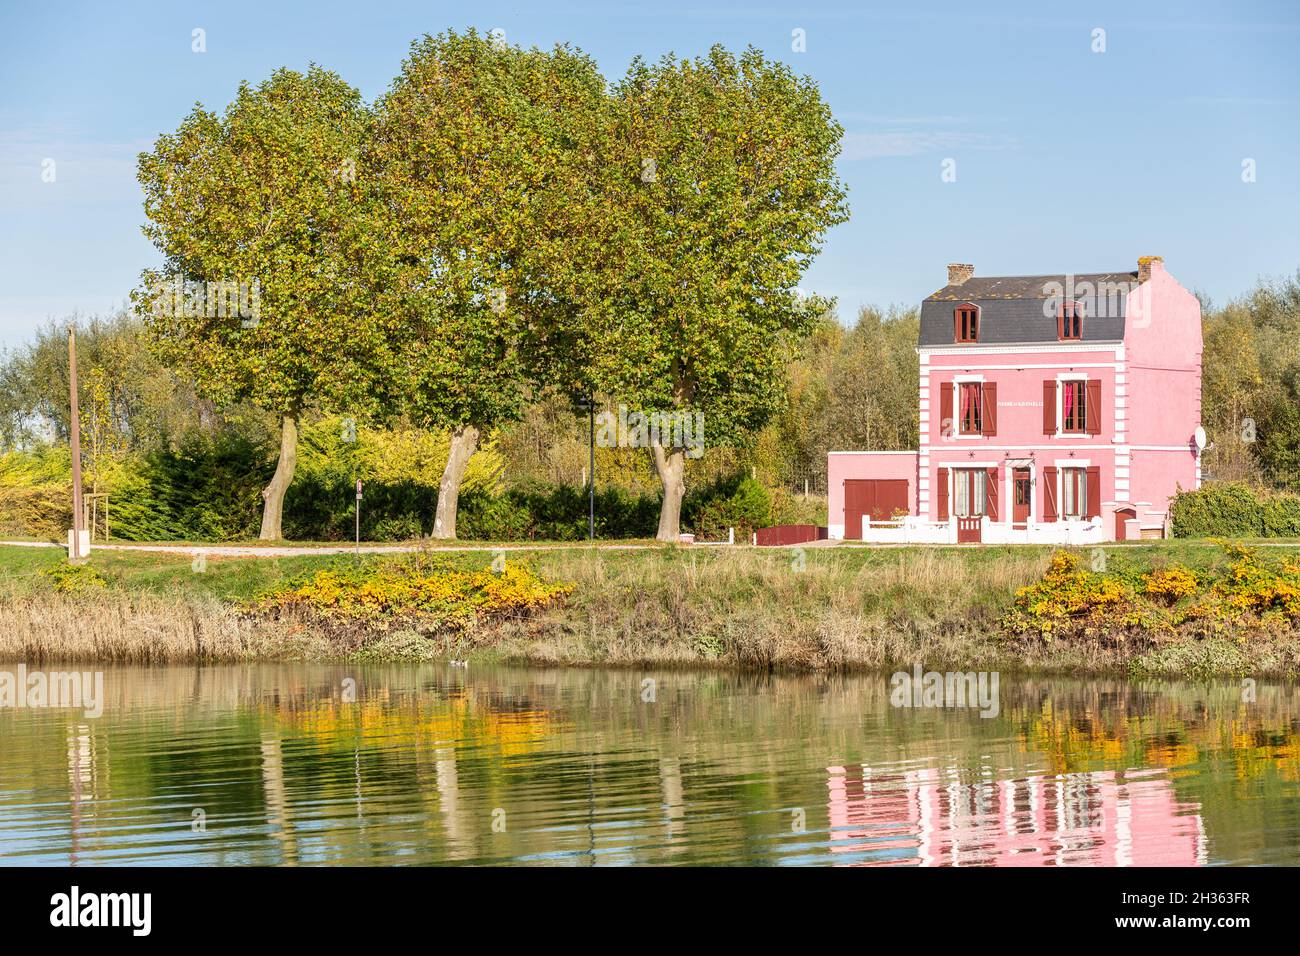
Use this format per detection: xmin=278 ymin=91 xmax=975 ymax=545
xmin=951 ymin=467 xmax=988 ymax=518
xmin=951 ymin=374 xmax=985 ymax=440
xmin=1057 ymin=463 xmax=1090 ymax=521
xmin=1055 ymin=372 xmax=1089 ymax=439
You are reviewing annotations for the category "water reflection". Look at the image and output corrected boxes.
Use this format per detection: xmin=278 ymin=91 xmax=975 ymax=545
xmin=0 ymin=664 xmax=1297 ymax=866
xmin=827 ymin=766 xmax=1206 ymax=866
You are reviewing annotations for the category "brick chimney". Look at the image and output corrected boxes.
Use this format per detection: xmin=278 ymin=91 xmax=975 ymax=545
xmin=947 ymin=263 xmax=974 ymax=286
xmin=1138 ymin=255 xmax=1163 ymax=284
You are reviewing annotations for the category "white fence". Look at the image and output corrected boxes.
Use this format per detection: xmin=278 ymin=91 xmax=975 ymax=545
xmin=857 ymin=515 xmax=1105 ymax=545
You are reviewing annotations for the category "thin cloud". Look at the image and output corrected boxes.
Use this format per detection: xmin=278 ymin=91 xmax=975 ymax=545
xmin=840 ymin=130 xmax=1019 ymax=160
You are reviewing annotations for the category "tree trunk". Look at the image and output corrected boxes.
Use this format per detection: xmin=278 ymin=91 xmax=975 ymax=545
xmin=650 ymin=442 xmax=686 ymax=543
xmin=259 ymin=412 xmax=299 ymax=541
xmin=432 ymin=424 xmax=480 ymax=540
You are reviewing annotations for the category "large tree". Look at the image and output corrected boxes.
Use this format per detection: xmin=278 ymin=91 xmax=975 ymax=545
xmin=365 ymin=30 xmax=607 ymax=538
xmin=584 ymin=46 xmax=848 ymax=541
xmin=135 ymin=66 xmax=377 ymax=539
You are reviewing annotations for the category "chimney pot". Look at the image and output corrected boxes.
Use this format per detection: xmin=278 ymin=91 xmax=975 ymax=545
xmin=1138 ymin=255 xmax=1163 ymax=284
xmin=947 ymin=263 xmax=974 ymax=286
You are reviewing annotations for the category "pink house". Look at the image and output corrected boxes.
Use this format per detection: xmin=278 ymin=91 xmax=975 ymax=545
xmin=829 ymin=257 xmax=1203 ymax=543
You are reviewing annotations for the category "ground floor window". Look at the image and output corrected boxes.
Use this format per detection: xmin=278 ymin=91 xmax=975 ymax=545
xmin=952 ymin=468 xmax=987 ymax=517
xmin=1061 ymin=467 xmax=1087 ymax=519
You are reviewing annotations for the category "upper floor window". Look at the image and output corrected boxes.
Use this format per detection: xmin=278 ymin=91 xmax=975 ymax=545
xmin=1061 ymin=380 xmax=1087 ymax=433
xmin=954 ymin=304 xmax=979 ymax=343
xmin=959 ymin=382 xmax=982 ymax=434
xmin=1058 ymin=301 xmax=1083 ymax=340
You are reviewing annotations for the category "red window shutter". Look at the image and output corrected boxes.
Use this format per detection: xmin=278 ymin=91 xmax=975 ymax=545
xmin=1086 ymin=379 xmax=1102 ymax=434
xmin=940 ymin=382 xmax=954 ymax=437
xmin=1043 ymin=466 xmax=1058 ymax=522
xmin=1086 ymin=466 xmax=1101 ymax=518
xmin=1056 ymin=306 xmax=1065 ymax=340
xmin=937 ymin=469 xmax=949 ymax=520
xmin=1043 ymin=380 xmax=1057 ymax=435
xmin=982 ymin=382 xmax=997 ymax=436
xmin=985 ymin=467 xmax=999 ymax=521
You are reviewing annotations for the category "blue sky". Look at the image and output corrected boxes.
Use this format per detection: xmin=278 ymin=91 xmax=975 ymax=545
xmin=1 ymin=0 xmax=1297 ymax=348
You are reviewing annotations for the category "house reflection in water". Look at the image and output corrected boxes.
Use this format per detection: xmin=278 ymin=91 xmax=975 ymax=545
xmin=826 ymin=765 xmax=1206 ymax=866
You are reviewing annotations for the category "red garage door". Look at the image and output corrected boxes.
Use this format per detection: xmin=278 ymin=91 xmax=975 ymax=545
xmin=844 ymin=479 xmax=909 ymax=540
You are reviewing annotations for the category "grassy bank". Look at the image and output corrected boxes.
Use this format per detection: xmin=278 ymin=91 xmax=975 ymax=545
xmin=3 ymin=542 xmax=1300 ymax=678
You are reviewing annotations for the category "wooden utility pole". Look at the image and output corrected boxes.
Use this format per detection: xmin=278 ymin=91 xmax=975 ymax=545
xmin=68 ymin=328 xmax=86 ymax=562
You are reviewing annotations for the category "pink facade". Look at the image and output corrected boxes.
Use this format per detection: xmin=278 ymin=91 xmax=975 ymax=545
xmin=829 ymin=258 xmax=1203 ymax=543
xmin=827 ymin=452 xmax=917 ymax=538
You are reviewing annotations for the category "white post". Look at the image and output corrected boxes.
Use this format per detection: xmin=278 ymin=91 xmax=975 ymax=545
xmin=728 ymin=526 xmax=734 ymax=545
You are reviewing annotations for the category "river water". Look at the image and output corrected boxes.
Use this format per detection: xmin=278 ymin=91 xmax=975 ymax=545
xmin=1 ymin=664 xmax=1298 ymax=866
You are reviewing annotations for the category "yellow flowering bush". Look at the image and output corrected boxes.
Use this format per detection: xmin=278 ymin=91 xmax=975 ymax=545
xmin=1210 ymin=544 xmax=1300 ymax=623
xmin=1004 ymin=545 xmax=1300 ymax=644
xmin=1003 ymin=551 xmax=1143 ymax=641
xmin=1144 ymin=566 xmax=1199 ymax=605
xmin=256 ymin=555 xmax=573 ymax=635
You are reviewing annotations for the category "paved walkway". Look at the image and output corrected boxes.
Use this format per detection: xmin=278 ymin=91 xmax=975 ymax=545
xmin=0 ymin=539 xmax=664 ymax=557
xmin=4 ymin=538 xmax=1297 ymax=559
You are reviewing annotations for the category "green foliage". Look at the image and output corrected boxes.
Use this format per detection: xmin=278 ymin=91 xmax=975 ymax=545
xmin=583 ymin=45 xmax=849 ymax=446
xmin=1199 ymin=271 xmax=1300 ymax=487
xmin=366 ymin=31 xmax=608 ymax=436
xmin=42 ymin=561 xmax=108 ymax=593
xmin=768 ymin=487 xmax=828 ymax=527
xmin=1171 ymin=481 xmax=1300 ymax=538
xmin=683 ymin=473 xmax=772 ymax=540
xmin=136 ymin=66 xmax=377 ymax=418
xmin=0 ymin=447 xmax=72 ymax=538
xmin=457 ymin=485 xmax=660 ymax=541
xmin=0 ymin=311 xmax=201 ymax=452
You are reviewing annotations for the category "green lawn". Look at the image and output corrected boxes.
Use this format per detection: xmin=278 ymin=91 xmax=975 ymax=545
xmin=5 ymin=538 xmax=1299 ymax=606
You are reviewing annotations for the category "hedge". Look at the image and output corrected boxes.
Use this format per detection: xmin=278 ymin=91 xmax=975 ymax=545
xmin=1170 ymin=481 xmax=1300 ymax=538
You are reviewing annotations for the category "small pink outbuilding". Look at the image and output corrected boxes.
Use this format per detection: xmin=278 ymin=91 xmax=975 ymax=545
xmin=829 ymin=257 xmax=1203 ymax=544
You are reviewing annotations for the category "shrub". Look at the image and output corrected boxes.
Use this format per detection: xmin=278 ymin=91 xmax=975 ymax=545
xmin=255 ymin=555 xmax=573 ymax=635
xmin=1003 ymin=545 xmax=1300 ymax=643
xmin=768 ymin=487 xmax=828 ymax=527
xmin=1002 ymin=551 xmax=1144 ymax=641
xmin=1143 ymin=566 xmax=1199 ymax=605
xmin=1170 ymin=481 xmax=1300 ymax=538
xmin=371 ymin=515 xmax=424 ymax=542
xmin=42 ymin=561 xmax=108 ymax=593
xmin=683 ymin=473 xmax=772 ymax=540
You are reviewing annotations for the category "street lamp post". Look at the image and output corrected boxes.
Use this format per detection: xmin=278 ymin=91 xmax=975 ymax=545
xmin=573 ymin=395 xmax=596 ymax=542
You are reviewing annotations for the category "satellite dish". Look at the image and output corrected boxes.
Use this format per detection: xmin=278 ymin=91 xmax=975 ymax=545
xmin=1193 ymin=426 xmax=1207 ymax=451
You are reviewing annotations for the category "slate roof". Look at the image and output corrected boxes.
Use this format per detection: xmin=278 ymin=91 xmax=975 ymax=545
xmin=919 ymin=272 xmax=1138 ymax=348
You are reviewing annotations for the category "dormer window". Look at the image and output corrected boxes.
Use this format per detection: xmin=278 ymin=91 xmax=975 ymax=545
xmin=1058 ymin=301 xmax=1083 ymax=340
xmin=954 ymin=304 xmax=979 ymax=343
